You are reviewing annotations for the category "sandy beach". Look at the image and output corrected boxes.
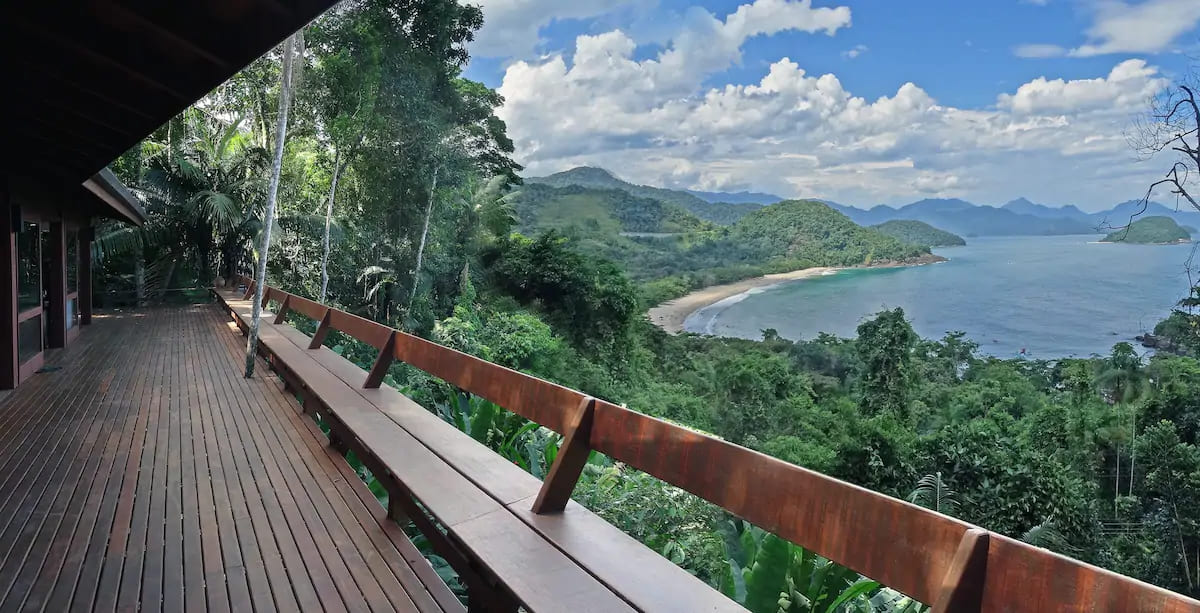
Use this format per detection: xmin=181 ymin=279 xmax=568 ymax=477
xmin=647 ymin=255 xmax=947 ymax=334
xmin=647 ymin=267 xmax=840 ymax=334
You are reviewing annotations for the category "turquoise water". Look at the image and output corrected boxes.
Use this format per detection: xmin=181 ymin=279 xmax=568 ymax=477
xmin=684 ymin=235 xmax=1199 ymax=358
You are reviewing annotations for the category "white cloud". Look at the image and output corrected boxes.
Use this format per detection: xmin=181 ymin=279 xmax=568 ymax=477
xmin=842 ymin=44 xmax=868 ymax=59
xmin=1013 ymin=43 xmax=1066 ymax=58
xmin=470 ymin=0 xmax=637 ymax=59
xmin=1017 ymin=0 xmax=1200 ymax=59
xmin=496 ymin=3 xmax=1174 ymax=207
xmin=1070 ymin=0 xmax=1200 ymax=56
xmin=997 ymin=59 xmax=1166 ymax=113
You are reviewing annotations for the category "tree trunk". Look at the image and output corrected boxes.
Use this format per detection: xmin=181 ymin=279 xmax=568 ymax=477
xmin=1114 ymin=443 xmax=1121 ymax=514
xmin=245 ymin=34 xmax=297 ymax=378
xmin=319 ymin=147 xmax=342 ymax=304
xmin=408 ymin=164 xmax=438 ymax=311
xmin=159 ymin=259 xmax=176 ymax=302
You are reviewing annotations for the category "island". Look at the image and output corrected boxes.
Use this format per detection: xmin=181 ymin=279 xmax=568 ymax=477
xmin=1101 ymin=216 xmax=1192 ymax=244
xmin=871 ymin=219 xmax=966 ymax=247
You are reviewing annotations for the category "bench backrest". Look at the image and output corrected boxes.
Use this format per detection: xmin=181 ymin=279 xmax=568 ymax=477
xmin=233 ymin=275 xmax=1200 ymax=612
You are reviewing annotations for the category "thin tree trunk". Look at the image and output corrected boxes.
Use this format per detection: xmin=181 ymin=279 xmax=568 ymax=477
xmin=159 ymin=259 xmax=176 ymax=302
xmin=408 ymin=165 xmax=438 ymax=311
xmin=1113 ymin=442 xmax=1121 ymax=514
xmin=319 ymin=128 xmax=366 ymax=304
xmin=1128 ymin=417 xmax=1136 ymax=496
xmin=245 ymin=34 xmax=297 ymax=378
xmin=318 ymin=146 xmax=341 ymax=304
xmin=1175 ymin=501 xmax=1194 ymax=591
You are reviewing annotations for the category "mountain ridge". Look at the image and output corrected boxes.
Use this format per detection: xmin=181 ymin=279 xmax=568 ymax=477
xmin=528 ymin=166 xmax=1200 ymax=237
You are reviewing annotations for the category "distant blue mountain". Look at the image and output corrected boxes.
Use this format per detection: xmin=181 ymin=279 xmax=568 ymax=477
xmin=685 ymin=189 xmax=783 ymax=205
xmin=1001 ymin=197 xmax=1089 ymax=220
xmin=528 ymin=167 xmax=1200 ymax=236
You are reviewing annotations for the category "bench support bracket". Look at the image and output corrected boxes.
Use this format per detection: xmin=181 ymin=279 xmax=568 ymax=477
xmin=532 ymin=397 xmax=596 ymax=514
xmin=309 ymin=308 xmax=333 ymax=350
xmin=364 ymin=331 xmax=396 ymax=389
xmin=932 ymin=528 xmax=989 ymax=613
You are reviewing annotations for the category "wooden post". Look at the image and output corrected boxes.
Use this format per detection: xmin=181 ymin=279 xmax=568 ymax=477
xmin=932 ymin=528 xmax=989 ymax=613
xmin=46 ymin=221 xmax=66 ymax=348
xmin=532 ymin=397 xmax=596 ymax=514
xmin=363 ymin=331 xmax=396 ymax=389
xmin=79 ymin=226 xmax=92 ymax=325
xmin=272 ymin=294 xmax=291 ymax=325
xmin=0 ymin=182 xmax=17 ymax=389
xmin=308 ymin=308 xmax=333 ymax=350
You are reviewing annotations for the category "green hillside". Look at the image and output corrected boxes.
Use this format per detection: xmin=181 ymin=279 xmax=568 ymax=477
xmin=509 ymin=183 xmax=712 ymax=235
xmin=528 ymin=167 xmax=762 ymax=224
xmin=1102 ymin=216 xmax=1191 ymax=244
xmin=725 ymin=200 xmax=933 ymax=266
xmin=871 ymin=219 xmax=966 ymax=247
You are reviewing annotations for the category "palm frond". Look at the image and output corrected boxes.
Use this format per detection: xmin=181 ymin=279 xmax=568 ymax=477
xmin=1021 ymin=519 xmax=1081 ymax=555
xmin=908 ymin=472 xmax=959 ymax=515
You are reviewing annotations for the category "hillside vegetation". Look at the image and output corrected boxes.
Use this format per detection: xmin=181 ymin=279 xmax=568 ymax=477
xmin=529 ymin=167 xmax=762 ymax=224
xmin=511 ymin=183 xmax=712 ymax=235
xmin=1102 ymin=216 xmax=1191 ymax=244
xmin=872 ymin=219 xmax=966 ymax=247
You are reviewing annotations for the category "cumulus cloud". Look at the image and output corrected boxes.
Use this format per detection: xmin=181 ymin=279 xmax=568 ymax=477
xmin=997 ymin=59 xmax=1167 ymax=114
xmin=1018 ymin=0 xmax=1200 ymax=59
xmin=496 ymin=2 xmax=1173 ymax=206
xmin=470 ymin=0 xmax=638 ymax=59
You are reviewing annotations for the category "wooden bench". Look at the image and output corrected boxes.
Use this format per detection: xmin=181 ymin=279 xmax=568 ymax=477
xmin=214 ymin=285 xmax=742 ymax=612
xmin=216 ymin=278 xmax=1200 ymax=613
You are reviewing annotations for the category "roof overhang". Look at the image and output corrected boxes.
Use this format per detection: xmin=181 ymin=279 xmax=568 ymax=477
xmin=2 ymin=0 xmax=340 ymax=223
xmin=83 ymin=169 xmax=147 ymax=226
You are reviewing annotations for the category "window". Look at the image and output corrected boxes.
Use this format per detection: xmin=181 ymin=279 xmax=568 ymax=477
xmin=66 ymin=297 xmax=78 ymax=330
xmin=17 ymin=222 xmax=40 ymax=312
xmin=18 ymin=316 xmax=41 ymax=363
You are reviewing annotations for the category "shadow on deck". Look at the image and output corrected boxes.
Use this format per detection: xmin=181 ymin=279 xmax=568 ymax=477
xmin=0 ymin=304 xmax=455 ymax=612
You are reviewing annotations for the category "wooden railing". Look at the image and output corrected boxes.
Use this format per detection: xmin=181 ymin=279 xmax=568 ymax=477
xmin=231 ymin=275 xmax=1199 ymax=612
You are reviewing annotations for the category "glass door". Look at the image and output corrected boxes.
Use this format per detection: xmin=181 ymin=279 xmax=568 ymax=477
xmin=16 ymin=222 xmax=43 ymax=377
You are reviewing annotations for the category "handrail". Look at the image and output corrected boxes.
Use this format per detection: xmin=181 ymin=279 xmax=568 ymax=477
xmin=230 ymin=275 xmax=1200 ymax=612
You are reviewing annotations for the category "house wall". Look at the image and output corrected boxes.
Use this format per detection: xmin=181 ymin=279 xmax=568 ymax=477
xmin=0 ymin=178 xmax=94 ymax=389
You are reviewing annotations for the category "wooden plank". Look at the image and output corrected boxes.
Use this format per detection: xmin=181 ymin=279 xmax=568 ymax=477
xmin=193 ymin=313 xmax=312 ymax=613
xmin=590 ymin=399 xmax=967 ymax=605
xmin=0 ymin=329 xmax=133 ymax=607
xmin=9 ymin=325 xmax=145 ymax=610
xmin=224 ymin=329 xmax=422 ymax=613
xmin=254 ymin=310 xmax=746 ymax=613
xmin=219 ymin=298 xmax=633 ymax=612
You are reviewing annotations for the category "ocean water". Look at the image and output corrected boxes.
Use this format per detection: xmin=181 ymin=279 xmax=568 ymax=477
xmin=683 ymin=235 xmax=1199 ymax=358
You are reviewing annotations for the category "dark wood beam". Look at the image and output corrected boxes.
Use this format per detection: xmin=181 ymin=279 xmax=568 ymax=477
xmin=12 ymin=14 xmax=189 ymax=102
xmin=92 ymin=0 xmax=230 ymax=70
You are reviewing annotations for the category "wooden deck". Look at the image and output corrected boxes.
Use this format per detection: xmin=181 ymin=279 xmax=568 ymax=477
xmin=0 ymin=304 xmax=456 ymax=613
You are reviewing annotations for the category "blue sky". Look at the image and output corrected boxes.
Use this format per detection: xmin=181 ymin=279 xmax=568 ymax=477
xmin=463 ymin=1 xmax=1200 ymax=210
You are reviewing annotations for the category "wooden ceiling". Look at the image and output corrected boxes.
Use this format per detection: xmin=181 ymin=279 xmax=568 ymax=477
xmin=2 ymin=0 xmax=339 ymax=185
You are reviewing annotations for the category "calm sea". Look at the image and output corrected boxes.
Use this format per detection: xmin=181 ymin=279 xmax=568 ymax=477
xmin=683 ymin=235 xmax=1199 ymax=358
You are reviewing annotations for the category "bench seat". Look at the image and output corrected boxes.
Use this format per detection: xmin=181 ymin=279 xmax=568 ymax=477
xmin=214 ymin=286 xmax=746 ymax=613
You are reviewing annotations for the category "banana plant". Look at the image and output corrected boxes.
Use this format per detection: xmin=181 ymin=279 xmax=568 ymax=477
xmin=719 ymin=520 xmax=926 ymax=612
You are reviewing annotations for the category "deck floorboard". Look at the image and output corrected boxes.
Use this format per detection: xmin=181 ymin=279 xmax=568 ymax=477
xmin=0 ymin=305 xmax=448 ymax=613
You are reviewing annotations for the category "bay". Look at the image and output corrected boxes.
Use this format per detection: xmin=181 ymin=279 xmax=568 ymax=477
xmin=683 ymin=235 xmax=1199 ymax=358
